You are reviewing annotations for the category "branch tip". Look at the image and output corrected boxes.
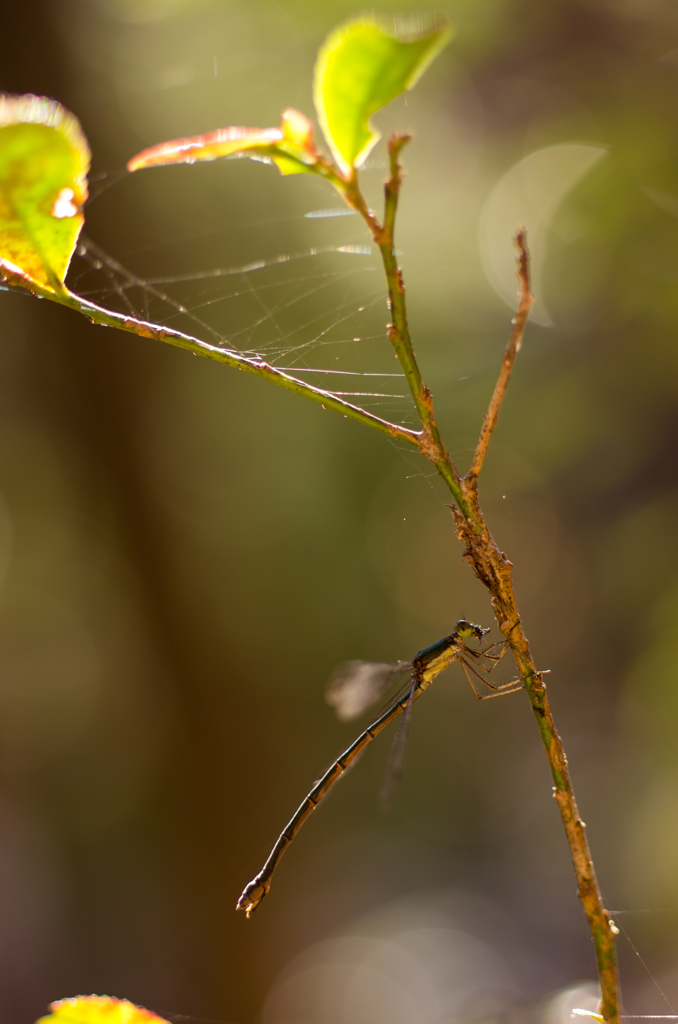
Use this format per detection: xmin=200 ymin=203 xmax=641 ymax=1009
xmin=465 ymin=228 xmax=534 ymax=483
xmin=388 ymin=132 xmax=412 ymax=158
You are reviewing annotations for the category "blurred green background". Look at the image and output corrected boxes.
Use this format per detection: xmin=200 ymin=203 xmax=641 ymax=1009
xmin=2 ymin=1 xmax=678 ymax=1022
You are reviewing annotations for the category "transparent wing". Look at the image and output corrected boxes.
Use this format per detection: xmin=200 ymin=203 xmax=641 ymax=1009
xmin=379 ymin=679 xmax=416 ymax=811
xmin=326 ymin=659 xmax=412 ymax=722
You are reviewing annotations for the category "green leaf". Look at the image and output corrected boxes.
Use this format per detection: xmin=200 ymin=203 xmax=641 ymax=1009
xmin=313 ymin=14 xmax=453 ymax=176
xmin=0 ymin=94 xmax=90 ymax=292
xmin=128 ymin=108 xmax=320 ymax=178
xmin=37 ymin=995 xmax=170 ymax=1024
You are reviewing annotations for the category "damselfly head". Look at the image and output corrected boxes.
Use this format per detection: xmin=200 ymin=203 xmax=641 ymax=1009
xmin=454 ymin=618 xmax=490 ymax=640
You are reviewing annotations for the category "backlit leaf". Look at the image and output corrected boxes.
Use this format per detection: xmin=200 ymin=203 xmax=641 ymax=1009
xmin=313 ymin=14 xmax=453 ymax=176
xmin=0 ymin=94 xmax=90 ymax=292
xmin=128 ymin=108 xmax=320 ymax=178
xmin=37 ymin=994 xmax=170 ymax=1024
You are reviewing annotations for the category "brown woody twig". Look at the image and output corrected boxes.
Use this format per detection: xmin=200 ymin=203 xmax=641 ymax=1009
xmin=466 ymin=228 xmax=533 ymax=484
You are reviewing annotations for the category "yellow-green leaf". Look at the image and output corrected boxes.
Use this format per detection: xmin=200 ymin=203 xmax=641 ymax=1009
xmin=37 ymin=994 xmax=170 ymax=1024
xmin=313 ymin=14 xmax=453 ymax=176
xmin=0 ymin=94 xmax=90 ymax=292
xmin=128 ymin=108 xmax=320 ymax=178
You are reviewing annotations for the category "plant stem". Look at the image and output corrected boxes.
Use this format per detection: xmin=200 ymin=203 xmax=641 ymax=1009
xmin=0 ymin=262 xmax=421 ymax=448
xmin=450 ymin=484 xmax=621 ymax=1024
xmin=345 ymin=151 xmax=621 ymax=1021
xmin=459 ymin=233 xmax=619 ymax=1020
xmin=342 ymin=134 xmax=471 ymax=519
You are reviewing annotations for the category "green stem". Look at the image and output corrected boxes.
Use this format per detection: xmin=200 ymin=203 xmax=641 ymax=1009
xmin=335 ymin=137 xmax=471 ymax=519
xmin=0 ymin=264 xmax=421 ymax=448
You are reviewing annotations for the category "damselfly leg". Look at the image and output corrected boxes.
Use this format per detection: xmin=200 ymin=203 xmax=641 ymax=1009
xmin=458 ymin=640 xmax=523 ymax=699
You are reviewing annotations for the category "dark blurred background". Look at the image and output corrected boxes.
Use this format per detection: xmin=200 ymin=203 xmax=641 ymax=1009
xmin=2 ymin=1 xmax=678 ymax=1022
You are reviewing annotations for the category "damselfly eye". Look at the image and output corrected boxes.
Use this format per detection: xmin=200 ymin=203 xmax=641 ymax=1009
xmin=455 ymin=619 xmax=490 ymax=640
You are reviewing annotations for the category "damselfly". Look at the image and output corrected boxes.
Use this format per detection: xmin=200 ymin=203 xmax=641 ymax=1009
xmin=236 ymin=619 xmax=521 ymax=916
